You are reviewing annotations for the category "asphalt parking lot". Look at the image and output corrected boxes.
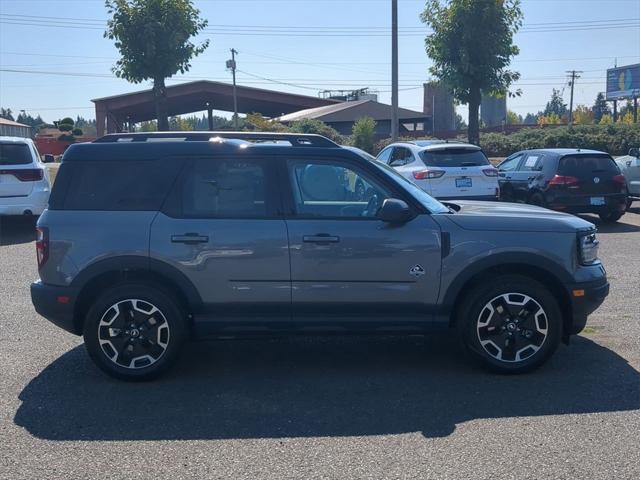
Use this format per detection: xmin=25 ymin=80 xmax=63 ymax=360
xmin=1 ymin=210 xmax=639 ymax=479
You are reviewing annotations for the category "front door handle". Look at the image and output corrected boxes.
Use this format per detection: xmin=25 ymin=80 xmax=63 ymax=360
xmin=171 ymin=233 xmax=209 ymax=244
xmin=303 ymin=234 xmax=340 ymax=244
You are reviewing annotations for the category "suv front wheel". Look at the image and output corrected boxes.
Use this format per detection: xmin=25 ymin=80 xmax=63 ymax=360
xmin=83 ymin=283 xmax=187 ymax=381
xmin=457 ymin=275 xmax=562 ymax=374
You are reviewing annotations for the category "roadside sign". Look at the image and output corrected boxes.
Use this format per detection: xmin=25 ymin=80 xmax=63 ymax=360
xmin=606 ymin=64 xmax=640 ymax=100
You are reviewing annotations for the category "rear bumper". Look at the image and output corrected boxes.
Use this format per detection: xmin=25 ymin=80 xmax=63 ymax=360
xmin=566 ymin=276 xmax=609 ymax=335
xmin=30 ymin=280 xmax=80 ymax=335
xmin=548 ymin=193 xmax=627 ymax=213
xmin=0 ymin=189 xmax=49 ymax=215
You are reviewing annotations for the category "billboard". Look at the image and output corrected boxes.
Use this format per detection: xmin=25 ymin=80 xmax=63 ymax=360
xmin=606 ymin=64 xmax=640 ymax=100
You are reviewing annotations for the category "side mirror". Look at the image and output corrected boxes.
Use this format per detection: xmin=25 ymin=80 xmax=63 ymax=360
xmin=42 ymin=154 xmax=55 ymax=163
xmin=629 ymin=147 xmax=640 ymax=158
xmin=378 ymin=198 xmax=413 ymax=224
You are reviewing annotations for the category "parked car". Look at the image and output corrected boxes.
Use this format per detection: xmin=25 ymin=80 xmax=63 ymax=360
xmin=32 ymin=132 xmax=609 ymax=380
xmin=376 ymin=141 xmax=500 ymax=200
xmin=497 ymin=148 xmax=628 ymax=223
xmin=0 ymin=136 xmax=52 ymax=216
xmin=615 ymin=147 xmax=640 ymax=208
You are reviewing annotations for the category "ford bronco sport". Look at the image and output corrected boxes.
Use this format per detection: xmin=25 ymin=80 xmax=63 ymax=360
xmin=31 ymin=132 xmax=609 ymax=380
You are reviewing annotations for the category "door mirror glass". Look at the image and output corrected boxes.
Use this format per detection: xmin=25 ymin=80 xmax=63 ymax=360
xmin=377 ymin=198 xmax=412 ymax=224
xmin=42 ymin=154 xmax=55 ymax=164
xmin=629 ymin=147 xmax=640 ymax=158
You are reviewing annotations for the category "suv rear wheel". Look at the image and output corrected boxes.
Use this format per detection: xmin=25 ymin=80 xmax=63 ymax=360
xmin=83 ymin=283 xmax=187 ymax=381
xmin=598 ymin=210 xmax=623 ymax=223
xmin=457 ymin=275 xmax=562 ymax=374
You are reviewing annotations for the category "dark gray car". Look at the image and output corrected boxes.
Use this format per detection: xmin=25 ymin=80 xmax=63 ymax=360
xmin=31 ymin=132 xmax=609 ymax=380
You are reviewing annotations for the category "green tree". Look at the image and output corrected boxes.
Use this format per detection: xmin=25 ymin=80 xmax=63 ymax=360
xmin=523 ymin=112 xmax=539 ymax=125
xmin=421 ymin=0 xmax=523 ymax=145
xmin=573 ymin=105 xmax=593 ymax=125
xmin=54 ymin=117 xmax=83 ymax=142
xmin=506 ymin=110 xmax=522 ymax=125
xmin=351 ymin=116 xmax=377 ymax=153
xmin=138 ymin=120 xmax=158 ymax=131
xmin=543 ymin=89 xmax=567 ymax=118
xmin=244 ymin=113 xmax=290 ymax=132
xmin=599 ymin=114 xmax=613 ymax=125
xmin=289 ymin=118 xmax=344 ymax=143
xmin=105 ymin=0 xmax=209 ymax=131
xmin=592 ymin=92 xmax=610 ymax=123
xmin=1 ymin=108 xmax=15 ymax=121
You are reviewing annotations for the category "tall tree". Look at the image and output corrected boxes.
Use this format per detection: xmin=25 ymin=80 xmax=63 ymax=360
xmin=105 ymin=0 xmax=209 ymax=130
xmin=592 ymin=92 xmax=610 ymax=123
xmin=421 ymin=0 xmax=523 ymax=144
xmin=543 ymin=89 xmax=567 ymax=118
xmin=0 ymin=108 xmax=14 ymax=121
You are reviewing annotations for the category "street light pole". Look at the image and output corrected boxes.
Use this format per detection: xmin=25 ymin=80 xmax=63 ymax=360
xmin=391 ymin=0 xmax=399 ymax=141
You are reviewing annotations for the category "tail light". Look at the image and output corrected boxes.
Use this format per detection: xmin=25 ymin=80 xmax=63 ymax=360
xmin=413 ymin=169 xmax=446 ymax=180
xmin=613 ymin=174 xmax=626 ymax=191
xmin=482 ymin=167 xmax=499 ymax=177
xmin=0 ymin=168 xmax=44 ymax=182
xmin=548 ymin=175 xmax=579 ymax=187
xmin=36 ymin=227 xmax=49 ymax=269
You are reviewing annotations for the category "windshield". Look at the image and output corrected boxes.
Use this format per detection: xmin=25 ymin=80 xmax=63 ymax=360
xmin=370 ymin=160 xmax=450 ymax=214
xmin=420 ymin=148 xmax=490 ymax=167
xmin=0 ymin=143 xmax=32 ymax=165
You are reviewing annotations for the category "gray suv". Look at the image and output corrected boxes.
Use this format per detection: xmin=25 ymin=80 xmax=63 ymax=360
xmin=31 ymin=132 xmax=609 ymax=380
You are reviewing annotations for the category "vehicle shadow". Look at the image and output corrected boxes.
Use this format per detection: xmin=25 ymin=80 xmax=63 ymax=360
xmin=14 ymin=335 xmax=639 ymax=441
xmin=0 ymin=216 xmax=37 ymax=246
xmin=576 ymin=214 xmax=640 ymax=233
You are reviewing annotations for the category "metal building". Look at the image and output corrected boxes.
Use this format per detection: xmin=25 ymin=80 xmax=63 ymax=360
xmin=481 ymin=95 xmax=507 ymax=128
xmin=423 ymin=83 xmax=456 ymax=134
xmin=0 ymin=118 xmax=32 ymax=138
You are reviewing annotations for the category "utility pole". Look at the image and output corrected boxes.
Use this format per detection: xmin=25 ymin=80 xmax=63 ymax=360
xmin=391 ymin=0 xmax=399 ymax=141
xmin=227 ymin=48 xmax=239 ymax=129
xmin=566 ymin=70 xmax=582 ymax=126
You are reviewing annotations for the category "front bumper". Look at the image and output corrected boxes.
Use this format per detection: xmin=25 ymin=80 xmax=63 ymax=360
xmin=30 ymin=280 xmax=80 ymax=335
xmin=566 ymin=275 xmax=609 ymax=335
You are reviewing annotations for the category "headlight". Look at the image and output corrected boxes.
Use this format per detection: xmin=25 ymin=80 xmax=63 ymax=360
xmin=578 ymin=231 xmax=599 ymax=265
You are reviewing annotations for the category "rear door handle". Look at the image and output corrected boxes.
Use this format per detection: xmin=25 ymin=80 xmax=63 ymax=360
xmin=303 ymin=234 xmax=340 ymax=244
xmin=171 ymin=233 xmax=209 ymax=244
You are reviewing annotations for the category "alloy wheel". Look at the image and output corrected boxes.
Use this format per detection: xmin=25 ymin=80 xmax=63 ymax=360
xmin=98 ymin=299 xmax=170 ymax=369
xmin=476 ymin=292 xmax=548 ymax=363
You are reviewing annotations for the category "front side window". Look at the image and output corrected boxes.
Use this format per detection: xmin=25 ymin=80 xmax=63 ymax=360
xmin=389 ymin=147 xmax=414 ymax=167
xmin=180 ymin=158 xmax=269 ymax=218
xmin=376 ymin=147 xmax=393 ymax=164
xmin=498 ymin=153 xmax=524 ymax=172
xmin=287 ymin=159 xmax=391 ymax=218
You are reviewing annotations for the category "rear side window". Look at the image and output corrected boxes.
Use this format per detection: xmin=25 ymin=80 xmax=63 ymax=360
xmin=420 ymin=148 xmax=490 ymax=167
xmin=59 ymin=160 xmax=181 ymax=211
xmin=0 ymin=143 xmax=32 ymax=165
xmin=172 ymin=158 xmax=273 ymax=218
xmin=558 ymin=155 xmax=619 ymax=178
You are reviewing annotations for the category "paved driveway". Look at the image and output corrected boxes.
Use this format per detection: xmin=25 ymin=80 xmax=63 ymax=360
xmin=1 ymin=210 xmax=638 ymax=479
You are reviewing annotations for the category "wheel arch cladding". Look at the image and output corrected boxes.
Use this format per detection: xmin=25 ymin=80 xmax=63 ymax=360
xmin=446 ymin=255 xmax=573 ymax=338
xmin=71 ymin=256 xmax=202 ymax=334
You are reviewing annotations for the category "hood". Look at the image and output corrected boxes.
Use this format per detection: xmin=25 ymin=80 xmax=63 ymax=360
xmin=443 ymin=200 xmax=595 ymax=233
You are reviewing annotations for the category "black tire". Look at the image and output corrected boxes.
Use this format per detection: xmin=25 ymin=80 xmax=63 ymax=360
xmin=599 ymin=210 xmax=623 ymax=223
xmin=457 ymin=275 xmax=562 ymax=374
xmin=626 ymin=198 xmax=633 ymax=210
xmin=83 ymin=283 xmax=187 ymax=381
xmin=528 ymin=192 xmax=546 ymax=208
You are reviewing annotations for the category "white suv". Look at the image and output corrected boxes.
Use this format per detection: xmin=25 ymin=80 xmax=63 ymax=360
xmin=376 ymin=140 xmax=499 ymax=200
xmin=0 ymin=136 xmax=51 ymax=216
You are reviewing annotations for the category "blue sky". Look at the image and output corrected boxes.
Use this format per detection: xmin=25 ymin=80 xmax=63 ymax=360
xmin=0 ymin=0 xmax=639 ymax=123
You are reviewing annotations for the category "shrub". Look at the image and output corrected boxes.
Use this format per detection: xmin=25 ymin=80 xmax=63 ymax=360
xmin=289 ymin=118 xmax=345 ymax=143
xmin=72 ymin=128 xmax=83 ymax=136
xmin=351 ymin=117 xmax=377 ymax=154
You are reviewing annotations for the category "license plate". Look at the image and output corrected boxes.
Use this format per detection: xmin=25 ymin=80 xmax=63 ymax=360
xmin=456 ymin=177 xmax=472 ymax=188
xmin=590 ymin=197 xmax=605 ymax=206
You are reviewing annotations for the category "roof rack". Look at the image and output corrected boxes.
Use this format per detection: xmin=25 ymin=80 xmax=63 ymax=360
xmin=93 ymin=131 xmax=339 ymax=147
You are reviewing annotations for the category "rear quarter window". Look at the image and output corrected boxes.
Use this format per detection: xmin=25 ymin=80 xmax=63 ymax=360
xmin=0 ymin=143 xmax=32 ymax=165
xmin=420 ymin=148 xmax=490 ymax=167
xmin=56 ymin=159 xmax=182 ymax=211
xmin=558 ymin=155 xmax=619 ymax=178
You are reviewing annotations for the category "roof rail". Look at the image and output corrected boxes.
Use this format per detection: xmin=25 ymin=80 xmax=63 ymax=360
xmin=93 ymin=131 xmax=339 ymax=147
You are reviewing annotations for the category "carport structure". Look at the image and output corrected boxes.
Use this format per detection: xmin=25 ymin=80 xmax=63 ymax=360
xmin=92 ymin=80 xmax=340 ymax=136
